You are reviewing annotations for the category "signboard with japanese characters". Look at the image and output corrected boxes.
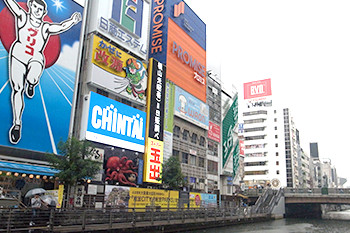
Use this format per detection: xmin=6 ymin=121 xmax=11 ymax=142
xmin=146 ymin=58 xmax=166 ymax=140
xmin=86 ymin=35 xmax=148 ymax=105
xmin=143 ymin=58 xmax=166 ymax=183
xmin=144 ymin=138 xmax=163 ymax=183
xmin=0 ymin=0 xmax=83 ymax=154
xmin=87 ymin=0 xmax=150 ymax=60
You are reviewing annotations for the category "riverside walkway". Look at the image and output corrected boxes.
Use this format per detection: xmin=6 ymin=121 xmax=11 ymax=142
xmin=0 ymin=207 xmax=271 ymax=232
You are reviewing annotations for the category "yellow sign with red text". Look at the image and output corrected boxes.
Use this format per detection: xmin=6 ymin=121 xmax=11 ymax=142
xmin=144 ymin=138 xmax=163 ymax=183
xmin=91 ymin=35 xmax=147 ymax=76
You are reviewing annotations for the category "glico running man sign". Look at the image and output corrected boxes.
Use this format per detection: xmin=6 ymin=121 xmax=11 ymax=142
xmin=0 ymin=0 xmax=83 ymax=154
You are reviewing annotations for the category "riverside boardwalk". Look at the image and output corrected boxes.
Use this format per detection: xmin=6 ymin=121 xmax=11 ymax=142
xmin=0 ymin=207 xmax=271 ymax=232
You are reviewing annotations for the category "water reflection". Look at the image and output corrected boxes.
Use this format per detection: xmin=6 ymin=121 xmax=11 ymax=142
xmin=190 ymin=218 xmax=350 ymax=233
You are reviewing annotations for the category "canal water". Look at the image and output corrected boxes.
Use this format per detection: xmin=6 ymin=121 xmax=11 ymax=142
xmin=189 ymin=218 xmax=350 ymax=233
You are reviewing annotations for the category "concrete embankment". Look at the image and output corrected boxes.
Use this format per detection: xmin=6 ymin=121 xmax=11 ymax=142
xmin=323 ymin=210 xmax=350 ymax=220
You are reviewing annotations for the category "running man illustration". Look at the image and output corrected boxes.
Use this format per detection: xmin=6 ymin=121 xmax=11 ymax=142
xmin=4 ymin=0 xmax=81 ymax=144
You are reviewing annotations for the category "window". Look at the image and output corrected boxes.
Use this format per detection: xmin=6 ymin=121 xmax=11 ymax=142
xmin=276 ymin=152 xmax=279 ymax=156
xmin=207 ymin=160 xmax=218 ymax=174
xmin=275 ymin=135 xmax=278 ymax=139
xmin=276 ymin=170 xmax=280 ymax=175
xmin=198 ymin=157 xmax=205 ymax=168
xmin=199 ymin=136 xmax=205 ymax=146
xmin=191 ymin=133 xmax=198 ymax=144
xmin=173 ymin=150 xmax=180 ymax=158
xmin=174 ymin=126 xmax=180 ymax=138
xmin=274 ymin=118 xmax=277 ymax=122
xmin=275 ymin=143 xmax=278 ymax=147
xmin=183 ymin=130 xmax=189 ymax=140
xmin=189 ymin=155 xmax=196 ymax=166
xmin=275 ymin=126 xmax=277 ymax=130
xmin=182 ymin=152 xmax=188 ymax=164
xmin=276 ymin=161 xmax=279 ymax=166
xmin=208 ymin=141 xmax=218 ymax=156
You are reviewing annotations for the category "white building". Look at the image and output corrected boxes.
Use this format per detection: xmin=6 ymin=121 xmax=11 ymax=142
xmin=241 ymin=106 xmax=287 ymax=189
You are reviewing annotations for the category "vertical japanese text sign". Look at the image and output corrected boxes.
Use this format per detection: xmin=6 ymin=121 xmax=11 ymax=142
xmin=144 ymin=58 xmax=166 ymax=183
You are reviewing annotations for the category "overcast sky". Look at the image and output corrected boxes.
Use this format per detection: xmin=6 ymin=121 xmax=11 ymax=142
xmin=187 ymin=0 xmax=350 ymax=183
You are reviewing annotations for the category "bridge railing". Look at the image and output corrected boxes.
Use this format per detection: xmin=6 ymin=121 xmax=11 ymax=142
xmin=284 ymin=188 xmax=350 ymax=195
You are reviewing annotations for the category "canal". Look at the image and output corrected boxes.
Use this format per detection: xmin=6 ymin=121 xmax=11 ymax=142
xmin=190 ymin=218 xmax=350 ymax=233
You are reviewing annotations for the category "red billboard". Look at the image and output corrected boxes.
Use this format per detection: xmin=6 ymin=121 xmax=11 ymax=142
xmin=208 ymin=122 xmax=220 ymax=143
xmin=244 ymin=79 xmax=272 ymax=99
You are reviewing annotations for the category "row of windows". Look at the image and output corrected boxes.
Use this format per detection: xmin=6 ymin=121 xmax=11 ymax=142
xmin=245 ymin=153 xmax=266 ymax=157
xmin=244 ymin=119 xmax=266 ymax=124
xmin=173 ymin=126 xmax=206 ymax=146
xmin=244 ymin=171 xmax=268 ymax=176
xmin=244 ymin=127 xmax=265 ymax=133
xmin=243 ymin=110 xmax=267 ymax=116
xmin=245 ymin=135 xmax=265 ymax=141
xmin=174 ymin=150 xmax=205 ymax=168
xmin=245 ymin=144 xmax=265 ymax=149
xmin=244 ymin=161 xmax=267 ymax=166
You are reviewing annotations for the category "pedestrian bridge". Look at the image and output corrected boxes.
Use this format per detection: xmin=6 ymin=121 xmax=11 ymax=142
xmin=284 ymin=188 xmax=350 ymax=204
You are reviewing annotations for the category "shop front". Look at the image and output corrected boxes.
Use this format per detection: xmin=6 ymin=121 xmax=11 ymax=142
xmin=0 ymin=161 xmax=59 ymax=207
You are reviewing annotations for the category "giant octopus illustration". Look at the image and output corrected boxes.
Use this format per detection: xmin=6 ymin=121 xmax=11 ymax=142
xmin=105 ymin=156 xmax=138 ymax=186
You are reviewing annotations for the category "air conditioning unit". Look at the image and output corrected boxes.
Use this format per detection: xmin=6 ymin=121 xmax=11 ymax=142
xmin=199 ymin=183 xmax=205 ymax=190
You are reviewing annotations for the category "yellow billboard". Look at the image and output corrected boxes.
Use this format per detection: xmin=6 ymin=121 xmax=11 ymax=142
xmin=89 ymin=35 xmax=148 ymax=105
xmin=129 ymin=188 xmax=178 ymax=211
xmin=105 ymin=185 xmax=178 ymax=212
xmin=144 ymin=138 xmax=163 ymax=183
xmin=189 ymin=192 xmax=202 ymax=209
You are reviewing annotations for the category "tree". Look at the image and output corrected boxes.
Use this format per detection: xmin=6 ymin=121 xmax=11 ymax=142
xmin=159 ymin=155 xmax=187 ymax=190
xmin=47 ymin=137 xmax=102 ymax=206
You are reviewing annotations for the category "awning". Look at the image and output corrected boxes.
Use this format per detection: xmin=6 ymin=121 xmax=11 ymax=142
xmin=0 ymin=161 xmax=59 ymax=176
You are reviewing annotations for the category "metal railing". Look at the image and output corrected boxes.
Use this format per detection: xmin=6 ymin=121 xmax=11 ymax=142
xmin=284 ymin=188 xmax=350 ymax=195
xmin=0 ymin=206 xmax=270 ymax=232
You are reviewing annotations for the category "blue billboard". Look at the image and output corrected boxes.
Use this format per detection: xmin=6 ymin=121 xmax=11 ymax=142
xmin=0 ymin=0 xmax=83 ymax=154
xmin=86 ymin=92 xmax=146 ymax=153
xmin=174 ymin=86 xmax=209 ymax=130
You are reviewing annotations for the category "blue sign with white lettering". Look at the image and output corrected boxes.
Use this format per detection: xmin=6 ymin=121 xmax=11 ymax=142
xmin=86 ymin=92 xmax=146 ymax=152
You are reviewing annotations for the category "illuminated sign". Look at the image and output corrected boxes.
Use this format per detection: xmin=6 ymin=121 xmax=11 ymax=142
xmin=150 ymin=0 xmax=165 ymax=54
xmin=174 ymin=86 xmax=209 ymax=130
xmin=87 ymin=35 xmax=148 ymax=105
xmin=148 ymin=0 xmax=206 ymax=102
xmin=85 ymin=92 xmax=146 ymax=152
xmin=111 ymin=0 xmax=144 ymax=37
xmin=172 ymin=41 xmax=205 ymax=85
xmin=144 ymin=138 xmax=163 ymax=183
xmin=174 ymin=1 xmax=184 ymax=18
xmin=87 ymin=0 xmax=150 ymax=60
xmin=144 ymin=58 xmax=165 ymax=183
xmin=146 ymin=58 xmax=166 ymax=140
xmin=244 ymin=79 xmax=272 ymax=100
xmin=208 ymin=122 xmax=221 ymax=143
xmin=0 ymin=0 xmax=83 ymax=153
